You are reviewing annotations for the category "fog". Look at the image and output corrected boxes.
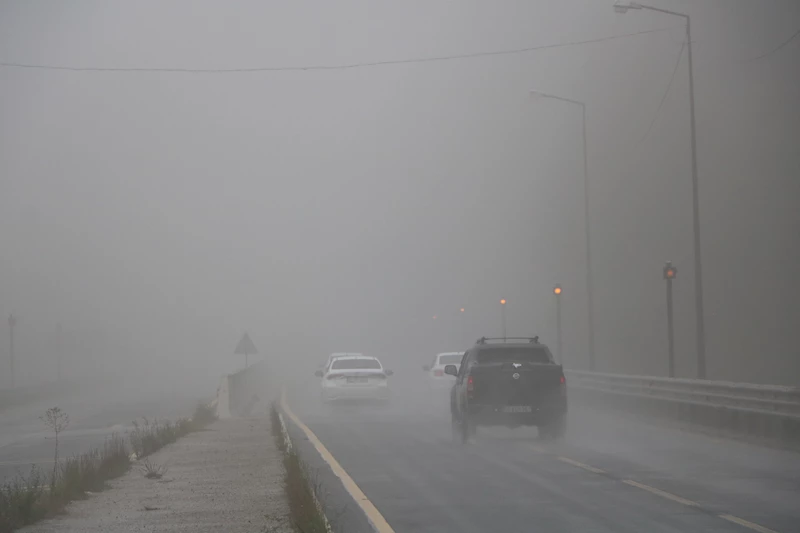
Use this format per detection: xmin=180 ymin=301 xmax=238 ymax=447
xmin=1 ymin=0 xmax=798 ymax=398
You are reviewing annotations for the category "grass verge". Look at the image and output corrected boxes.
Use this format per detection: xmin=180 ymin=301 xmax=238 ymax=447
xmin=270 ymin=404 xmax=328 ymax=533
xmin=0 ymin=433 xmax=130 ymax=533
xmin=0 ymin=402 xmax=217 ymax=533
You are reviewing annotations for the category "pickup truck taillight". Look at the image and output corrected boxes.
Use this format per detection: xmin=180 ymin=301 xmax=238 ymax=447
xmin=560 ymin=375 xmax=566 ymax=385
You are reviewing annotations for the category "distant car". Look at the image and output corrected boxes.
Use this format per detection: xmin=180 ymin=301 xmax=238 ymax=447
xmin=449 ymin=337 xmax=567 ymax=443
xmin=315 ymin=355 xmax=393 ymax=402
xmin=423 ymin=352 xmax=464 ymax=389
xmin=320 ymin=352 xmax=363 ymax=370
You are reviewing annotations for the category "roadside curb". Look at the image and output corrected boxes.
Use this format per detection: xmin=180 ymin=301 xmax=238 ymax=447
xmin=277 ymin=387 xmax=391 ymax=533
xmin=275 ymin=404 xmax=330 ymax=532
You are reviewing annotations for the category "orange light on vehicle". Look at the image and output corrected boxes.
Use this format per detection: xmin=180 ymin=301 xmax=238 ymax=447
xmin=500 ymin=299 xmax=506 ymax=305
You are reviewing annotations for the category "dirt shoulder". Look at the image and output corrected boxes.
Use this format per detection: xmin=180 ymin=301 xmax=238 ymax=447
xmin=21 ymin=417 xmax=291 ymax=533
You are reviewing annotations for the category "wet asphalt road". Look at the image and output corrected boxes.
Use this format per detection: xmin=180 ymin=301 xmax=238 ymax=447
xmin=0 ymin=382 xmax=205 ymax=483
xmin=289 ymin=377 xmax=800 ymax=533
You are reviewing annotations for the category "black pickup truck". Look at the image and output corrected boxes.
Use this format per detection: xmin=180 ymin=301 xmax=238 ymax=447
xmin=446 ymin=337 xmax=567 ymax=443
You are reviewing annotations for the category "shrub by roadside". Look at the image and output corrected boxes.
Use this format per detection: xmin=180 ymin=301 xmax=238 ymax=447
xmin=0 ymin=402 xmax=217 ymax=533
xmin=270 ymin=404 xmax=328 ymax=533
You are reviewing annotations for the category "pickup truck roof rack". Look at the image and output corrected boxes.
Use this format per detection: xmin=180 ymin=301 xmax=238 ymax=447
xmin=476 ymin=336 xmax=539 ymax=345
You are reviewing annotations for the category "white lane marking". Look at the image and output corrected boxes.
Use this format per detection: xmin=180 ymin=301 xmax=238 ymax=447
xmin=718 ymin=514 xmax=780 ymax=533
xmin=622 ymin=479 xmax=698 ymax=507
xmin=280 ymin=387 xmax=395 ymax=533
xmin=556 ymin=456 xmax=606 ymax=474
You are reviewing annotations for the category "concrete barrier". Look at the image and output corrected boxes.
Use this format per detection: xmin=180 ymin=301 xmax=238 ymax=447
xmin=214 ymin=362 xmax=273 ymax=418
xmin=566 ymin=370 xmax=800 ymax=448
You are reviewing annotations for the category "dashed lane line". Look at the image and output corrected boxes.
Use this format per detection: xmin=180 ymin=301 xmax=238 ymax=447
xmin=719 ymin=514 xmax=781 ymax=533
xmin=552 ymin=453 xmax=782 ymax=533
xmin=622 ymin=479 xmax=699 ymax=507
xmin=280 ymin=388 xmax=395 ymax=533
xmin=556 ymin=456 xmax=607 ymax=474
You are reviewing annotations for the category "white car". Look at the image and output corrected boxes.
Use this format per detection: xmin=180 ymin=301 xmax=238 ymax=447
xmin=321 ymin=352 xmax=362 ymax=371
xmin=423 ymin=352 xmax=464 ymax=389
xmin=316 ymin=355 xmax=393 ymax=402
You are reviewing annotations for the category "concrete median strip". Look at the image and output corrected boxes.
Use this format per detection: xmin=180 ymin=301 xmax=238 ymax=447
xmin=280 ymin=387 xmax=395 ymax=533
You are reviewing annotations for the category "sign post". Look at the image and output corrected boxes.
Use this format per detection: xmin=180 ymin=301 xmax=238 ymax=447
xmin=234 ymin=332 xmax=258 ymax=369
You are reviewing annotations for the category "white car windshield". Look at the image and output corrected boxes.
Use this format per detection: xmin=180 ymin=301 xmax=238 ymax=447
xmin=331 ymin=359 xmax=381 ymax=370
xmin=438 ymin=354 xmax=463 ymax=365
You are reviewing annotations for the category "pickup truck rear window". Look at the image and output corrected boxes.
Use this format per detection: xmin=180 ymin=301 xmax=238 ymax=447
xmin=477 ymin=347 xmax=551 ymax=364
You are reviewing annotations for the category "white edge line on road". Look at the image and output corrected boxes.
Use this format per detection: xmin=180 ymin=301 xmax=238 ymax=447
xmin=718 ymin=514 xmax=781 ymax=533
xmin=280 ymin=387 xmax=395 ymax=533
xmin=556 ymin=456 xmax=606 ymax=474
xmin=622 ymin=479 xmax=698 ymax=507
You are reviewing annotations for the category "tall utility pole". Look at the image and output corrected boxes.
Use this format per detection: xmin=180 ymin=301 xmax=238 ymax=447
xmin=613 ymin=1 xmax=706 ymax=379
xmin=530 ymin=90 xmax=595 ymax=371
xmin=663 ymin=263 xmax=677 ymax=377
xmin=8 ymin=314 xmax=17 ymax=388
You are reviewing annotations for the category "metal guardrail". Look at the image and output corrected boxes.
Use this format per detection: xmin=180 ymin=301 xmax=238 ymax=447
xmin=564 ymin=370 xmax=800 ymax=447
xmin=565 ymin=370 xmax=800 ymax=416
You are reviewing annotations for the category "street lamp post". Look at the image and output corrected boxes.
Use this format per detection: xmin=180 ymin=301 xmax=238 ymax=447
xmin=500 ymin=299 xmax=507 ymax=340
xmin=663 ymin=262 xmax=678 ymax=377
xmin=8 ymin=314 xmax=17 ymax=388
xmin=613 ymin=1 xmax=706 ymax=379
xmin=553 ymin=285 xmax=563 ymax=363
xmin=530 ymin=90 xmax=595 ymax=371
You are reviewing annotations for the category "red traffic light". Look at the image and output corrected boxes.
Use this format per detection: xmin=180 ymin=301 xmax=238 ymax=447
xmin=663 ymin=262 xmax=677 ymax=280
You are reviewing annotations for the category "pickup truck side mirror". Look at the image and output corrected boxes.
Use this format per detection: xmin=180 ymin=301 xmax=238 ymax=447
xmin=444 ymin=365 xmax=458 ymax=376
xmin=385 ymin=369 xmax=394 ymax=376
xmin=314 ymin=370 xmax=324 ymax=378
xmin=422 ymin=365 xmax=430 ymax=372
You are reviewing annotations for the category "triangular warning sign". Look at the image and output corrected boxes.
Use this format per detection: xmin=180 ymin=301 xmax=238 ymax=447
xmin=234 ymin=332 xmax=258 ymax=355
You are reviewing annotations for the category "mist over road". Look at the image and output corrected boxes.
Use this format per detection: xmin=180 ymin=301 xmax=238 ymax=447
xmin=287 ymin=372 xmax=800 ymax=533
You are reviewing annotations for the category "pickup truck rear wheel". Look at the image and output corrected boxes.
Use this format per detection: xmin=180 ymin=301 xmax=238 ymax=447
xmin=452 ymin=414 xmax=473 ymax=444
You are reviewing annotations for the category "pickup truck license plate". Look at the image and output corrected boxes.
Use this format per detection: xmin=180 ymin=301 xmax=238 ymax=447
xmin=347 ymin=377 xmax=368 ymax=383
xmin=502 ymin=406 xmax=533 ymax=413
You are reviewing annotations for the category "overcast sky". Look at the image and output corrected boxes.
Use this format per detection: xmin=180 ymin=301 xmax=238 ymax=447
xmin=1 ymin=0 xmax=798 ymax=388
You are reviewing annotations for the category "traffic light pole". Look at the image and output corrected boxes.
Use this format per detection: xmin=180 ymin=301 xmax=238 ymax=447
xmin=666 ymin=277 xmax=675 ymax=378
